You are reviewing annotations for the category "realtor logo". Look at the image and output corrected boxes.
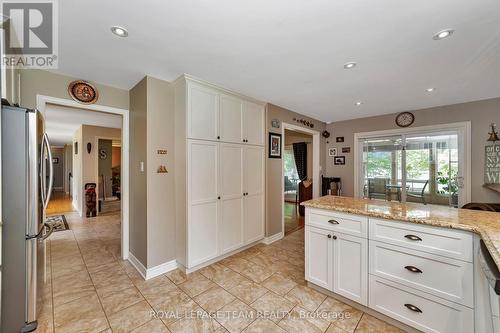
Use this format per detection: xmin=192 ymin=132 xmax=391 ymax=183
xmin=1 ymin=0 xmax=58 ymax=68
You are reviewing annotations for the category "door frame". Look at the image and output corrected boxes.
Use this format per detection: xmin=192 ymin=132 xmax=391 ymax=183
xmin=353 ymin=121 xmax=471 ymax=206
xmin=36 ymin=94 xmax=130 ymax=260
xmin=94 ymin=135 xmax=121 ymax=214
xmin=281 ymin=122 xmax=320 ymax=235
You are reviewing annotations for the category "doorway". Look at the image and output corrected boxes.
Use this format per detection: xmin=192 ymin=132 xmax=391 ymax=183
xmin=354 ymin=122 xmax=471 ymax=207
xmin=281 ymin=123 xmax=320 ymax=236
xmin=38 ymin=95 xmax=130 ymax=260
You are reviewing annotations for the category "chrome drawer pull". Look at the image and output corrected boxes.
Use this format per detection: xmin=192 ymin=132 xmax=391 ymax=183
xmin=404 ymin=234 xmax=422 ymax=241
xmin=404 ymin=303 xmax=423 ymax=313
xmin=405 ymin=265 xmax=423 ymax=274
xmin=328 ymin=219 xmax=339 ymax=225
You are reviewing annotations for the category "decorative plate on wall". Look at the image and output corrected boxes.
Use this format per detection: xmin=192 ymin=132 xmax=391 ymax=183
xmin=68 ymin=80 xmax=99 ymax=104
xmin=395 ymin=112 xmax=415 ymax=127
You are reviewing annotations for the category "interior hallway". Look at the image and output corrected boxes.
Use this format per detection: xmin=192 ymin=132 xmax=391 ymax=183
xmin=37 ymin=212 xmax=403 ymax=333
xmin=284 ymin=202 xmax=304 ymax=236
xmin=45 ymin=191 xmax=75 ymax=216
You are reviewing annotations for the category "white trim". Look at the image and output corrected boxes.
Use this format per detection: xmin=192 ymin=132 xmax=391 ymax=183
xmin=36 ymin=94 xmax=130 ymax=260
xmin=281 ymin=123 xmax=320 ymax=237
xmin=128 ymin=252 xmax=147 ymax=280
xmin=261 ymin=231 xmax=284 ymax=245
xmin=145 ymin=259 xmax=178 ymax=280
xmin=353 ymin=121 xmax=471 ymax=206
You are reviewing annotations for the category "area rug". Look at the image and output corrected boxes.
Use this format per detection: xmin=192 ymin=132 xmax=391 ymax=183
xmin=45 ymin=215 xmax=70 ymax=232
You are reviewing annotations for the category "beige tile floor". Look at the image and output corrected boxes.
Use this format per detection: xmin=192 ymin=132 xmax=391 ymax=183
xmin=37 ymin=211 xmax=405 ymax=333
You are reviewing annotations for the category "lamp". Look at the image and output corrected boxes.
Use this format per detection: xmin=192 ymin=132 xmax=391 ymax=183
xmin=488 ymin=123 xmax=499 ymax=142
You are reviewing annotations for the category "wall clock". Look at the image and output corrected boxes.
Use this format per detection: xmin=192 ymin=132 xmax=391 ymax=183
xmin=68 ymin=80 xmax=99 ymax=104
xmin=395 ymin=112 xmax=415 ymax=127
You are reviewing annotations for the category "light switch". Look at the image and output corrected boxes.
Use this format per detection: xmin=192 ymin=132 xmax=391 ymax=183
xmin=140 ymin=161 xmax=144 ymax=173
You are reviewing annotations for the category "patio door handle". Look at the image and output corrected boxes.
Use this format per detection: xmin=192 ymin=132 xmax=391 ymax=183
xmin=328 ymin=219 xmax=339 ymax=225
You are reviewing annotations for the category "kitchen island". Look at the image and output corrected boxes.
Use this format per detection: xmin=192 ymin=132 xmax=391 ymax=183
xmin=302 ymin=196 xmax=500 ymax=333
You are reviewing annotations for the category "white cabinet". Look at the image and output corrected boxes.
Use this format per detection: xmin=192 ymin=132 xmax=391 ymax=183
xmin=244 ymin=146 xmax=265 ymax=243
xmin=333 ymin=233 xmax=368 ymax=305
xmin=220 ymin=94 xmax=244 ymax=144
xmin=188 ymin=140 xmax=219 ymax=267
xmin=187 ymin=82 xmax=219 ymax=141
xmin=219 ymin=144 xmax=244 ymax=254
xmin=305 ymin=226 xmax=332 ymax=290
xmin=244 ymin=101 xmax=265 ymax=146
xmin=176 ymin=75 xmax=265 ymax=271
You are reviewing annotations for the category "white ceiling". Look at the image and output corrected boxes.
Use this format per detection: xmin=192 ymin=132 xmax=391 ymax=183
xmin=45 ymin=104 xmax=122 ymax=146
xmin=55 ymin=0 xmax=500 ymax=122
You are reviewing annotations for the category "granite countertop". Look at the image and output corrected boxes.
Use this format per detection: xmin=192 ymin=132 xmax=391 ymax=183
xmin=302 ymin=196 xmax=500 ymax=270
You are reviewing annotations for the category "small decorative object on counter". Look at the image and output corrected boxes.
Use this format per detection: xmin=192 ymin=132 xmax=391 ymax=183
xmin=487 ymin=123 xmax=499 ymax=142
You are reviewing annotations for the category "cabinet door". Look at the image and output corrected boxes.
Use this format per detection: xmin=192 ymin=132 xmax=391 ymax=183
xmin=244 ymin=146 xmax=265 ymax=243
xmin=187 ymin=82 xmax=219 ymax=141
xmin=305 ymin=226 xmax=332 ymax=290
xmin=220 ymin=144 xmax=244 ymax=254
xmin=188 ymin=140 xmax=219 ymax=267
xmin=332 ymin=233 xmax=368 ymax=305
xmin=220 ymin=94 xmax=244 ymax=144
xmin=244 ymin=101 xmax=265 ymax=146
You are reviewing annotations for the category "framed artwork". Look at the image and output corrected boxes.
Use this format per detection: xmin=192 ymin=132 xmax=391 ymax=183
xmin=74 ymin=142 xmax=78 ymax=154
xmin=268 ymin=133 xmax=282 ymax=158
xmin=328 ymin=148 xmax=337 ymax=156
xmin=336 ymin=137 xmax=344 ymax=143
xmin=334 ymin=156 xmax=346 ymax=165
xmin=52 ymin=157 xmax=59 ymax=164
xmin=342 ymin=147 xmax=351 ymax=153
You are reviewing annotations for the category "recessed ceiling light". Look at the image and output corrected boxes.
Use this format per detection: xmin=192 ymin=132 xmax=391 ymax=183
xmin=355 ymin=101 xmax=363 ymax=106
xmin=426 ymin=87 xmax=435 ymax=92
xmin=344 ymin=62 xmax=357 ymax=69
xmin=111 ymin=26 xmax=128 ymax=37
xmin=433 ymin=29 xmax=454 ymax=40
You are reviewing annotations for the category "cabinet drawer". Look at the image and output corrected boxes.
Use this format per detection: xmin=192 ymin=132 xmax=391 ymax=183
xmin=369 ymin=218 xmax=473 ymax=262
xmin=370 ymin=241 xmax=473 ymax=307
xmin=369 ymin=276 xmax=474 ymax=333
xmin=306 ymin=209 xmax=368 ymax=238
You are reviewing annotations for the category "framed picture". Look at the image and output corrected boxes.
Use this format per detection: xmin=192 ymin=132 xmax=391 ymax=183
xmin=336 ymin=136 xmax=344 ymax=143
xmin=334 ymin=156 xmax=346 ymax=165
xmin=268 ymin=133 xmax=282 ymax=158
xmin=52 ymin=157 xmax=59 ymax=164
xmin=328 ymin=148 xmax=337 ymax=156
xmin=342 ymin=147 xmax=351 ymax=153
xmin=74 ymin=142 xmax=78 ymax=154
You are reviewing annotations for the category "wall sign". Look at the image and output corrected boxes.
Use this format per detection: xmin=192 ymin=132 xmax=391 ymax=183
xmin=99 ymin=149 xmax=108 ymax=160
xmin=485 ymin=145 xmax=500 ymax=184
xmin=328 ymin=148 xmax=337 ymax=156
xmin=342 ymin=147 xmax=351 ymax=153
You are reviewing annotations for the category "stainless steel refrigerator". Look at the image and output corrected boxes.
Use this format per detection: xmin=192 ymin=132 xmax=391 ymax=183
xmin=1 ymin=105 xmax=54 ymax=333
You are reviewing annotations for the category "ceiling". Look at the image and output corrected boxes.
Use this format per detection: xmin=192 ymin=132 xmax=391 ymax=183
xmin=45 ymin=104 xmax=122 ymax=146
xmin=55 ymin=0 xmax=500 ymax=122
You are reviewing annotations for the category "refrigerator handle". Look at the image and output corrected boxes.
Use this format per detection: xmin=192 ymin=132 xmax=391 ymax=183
xmin=39 ymin=134 xmax=47 ymax=208
xmin=42 ymin=133 xmax=54 ymax=209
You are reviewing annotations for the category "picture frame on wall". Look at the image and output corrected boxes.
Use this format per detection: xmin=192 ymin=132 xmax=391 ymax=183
xmin=334 ymin=156 xmax=346 ymax=165
xmin=268 ymin=133 xmax=282 ymax=158
xmin=336 ymin=136 xmax=344 ymax=143
xmin=52 ymin=157 xmax=59 ymax=164
xmin=328 ymin=148 xmax=337 ymax=156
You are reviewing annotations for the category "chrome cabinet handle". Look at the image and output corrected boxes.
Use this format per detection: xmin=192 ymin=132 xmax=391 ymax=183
xmin=328 ymin=219 xmax=339 ymax=225
xmin=404 ymin=303 xmax=422 ymax=313
xmin=404 ymin=234 xmax=422 ymax=241
xmin=405 ymin=266 xmax=423 ymax=273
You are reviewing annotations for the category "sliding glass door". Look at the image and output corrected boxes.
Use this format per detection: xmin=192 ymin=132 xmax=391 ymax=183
xmin=357 ymin=126 xmax=467 ymax=207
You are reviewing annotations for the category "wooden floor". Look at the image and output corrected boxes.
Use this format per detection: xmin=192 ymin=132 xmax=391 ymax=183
xmin=284 ymin=201 xmax=304 ymax=235
xmin=46 ymin=191 xmax=75 ymax=215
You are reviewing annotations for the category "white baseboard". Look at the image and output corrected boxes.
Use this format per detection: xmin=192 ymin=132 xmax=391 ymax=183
xmin=128 ymin=252 xmax=178 ymax=280
xmin=128 ymin=252 xmax=147 ymax=279
xmin=261 ymin=231 xmax=284 ymax=245
xmin=146 ymin=259 xmax=178 ymax=280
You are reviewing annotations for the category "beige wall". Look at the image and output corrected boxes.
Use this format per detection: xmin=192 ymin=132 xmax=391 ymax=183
xmin=146 ymin=77 xmax=176 ymax=267
xmin=325 ymin=97 xmax=500 ymax=203
xmin=51 ymin=148 xmax=64 ymax=190
xmin=129 ymin=78 xmax=148 ymax=265
xmin=128 ymin=76 xmax=176 ymax=268
xmin=72 ymin=127 xmax=83 ymax=212
xmin=266 ymin=103 xmax=327 ymax=237
xmin=19 ymin=69 xmax=129 ymax=110
xmin=63 ymin=144 xmax=73 ymax=193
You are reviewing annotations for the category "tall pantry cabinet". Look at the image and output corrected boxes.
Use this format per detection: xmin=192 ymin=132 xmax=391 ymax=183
xmin=174 ymin=75 xmax=266 ymax=271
